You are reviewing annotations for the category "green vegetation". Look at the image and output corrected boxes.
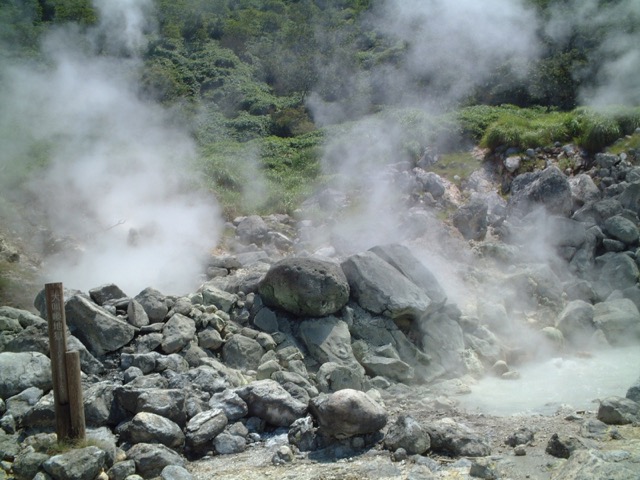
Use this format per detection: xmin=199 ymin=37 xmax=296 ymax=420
xmin=1 ymin=0 xmax=639 ymax=218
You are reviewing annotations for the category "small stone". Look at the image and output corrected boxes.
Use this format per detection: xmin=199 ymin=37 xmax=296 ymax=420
xmin=391 ymin=448 xmax=408 ymax=462
xmin=514 ymin=445 xmax=527 ymax=456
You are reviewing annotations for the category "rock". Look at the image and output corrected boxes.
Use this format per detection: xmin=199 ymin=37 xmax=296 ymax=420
xmin=603 ymin=215 xmax=639 ymax=244
xmin=425 ymin=418 xmax=490 ymax=457
xmin=236 ymin=215 xmax=269 ymax=245
xmin=452 ymin=195 xmax=489 ymax=241
xmin=384 ymin=415 xmax=430 ymax=455
xmin=208 ymin=390 xmax=248 ymax=422
xmin=309 ymin=389 xmax=387 ymax=439
xmin=568 ymin=173 xmax=601 ymax=208
xmin=120 ymin=412 xmax=185 ymax=449
xmin=258 ymin=256 xmax=349 ymax=317
xmin=214 ymin=432 xmax=246 ymax=455
xmin=127 ymin=299 xmax=150 ymax=328
xmin=508 ymin=166 xmax=573 ymax=217
xmin=134 ymin=287 xmax=169 ymax=323
xmin=106 ymin=460 xmax=136 ymax=480
xmin=594 ymin=253 xmax=639 ymax=300
xmin=550 ymin=448 xmax=640 ymax=480
xmin=368 ymin=243 xmax=447 ymax=309
xmin=42 ymin=446 xmax=107 ymax=480
xmin=593 ymin=298 xmax=640 ymax=345
xmin=315 ymin=362 xmax=365 ymax=393
xmin=200 ymin=285 xmax=238 ymax=313
xmin=126 ymin=443 xmax=186 ymax=479
xmin=545 ymin=433 xmax=586 ymax=458
xmin=161 ymin=313 xmax=196 ymax=354
xmin=627 ymin=377 xmax=640 ymax=403
xmin=288 ymin=416 xmax=318 ymax=452
xmin=89 ymin=284 xmax=128 ymax=306
xmin=420 ymin=310 xmax=465 ymax=374
xmin=161 ymin=464 xmax=193 ymax=480
xmin=597 ymin=396 xmax=640 ymax=425
xmin=299 ymin=316 xmax=362 ymax=372
xmin=185 ymin=408 xmax=228 ymax=454
xmin=0 ymin=352 xmax=51 ymax=398
xmin=505 ymin=427 xmax=535 ymax=447
xmin=358 ymin=350 xmax=414 ymax=383
xmin=235 ymin=380 xmax=307 ymax=427
xmin=341 ymin=251 xmax=433 ymax=321
xmin=556 ymin=300 xmax=596 ymax=347
xmin=12 ymin=447 xmax=50 ymax=480
xmin=222 ymin=334 xmax=265 ymax=371
xmin=469 ymin=458 xmax=498 ymax=479
xmin=65 ymin=295 xmax=136 ymax=357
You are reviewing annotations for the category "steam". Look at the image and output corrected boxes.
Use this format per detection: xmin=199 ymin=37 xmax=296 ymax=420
xmin=545 ymin=0 xmax=640 ymax=107
xmin=0 ymin=0 xmax=222 ymax=296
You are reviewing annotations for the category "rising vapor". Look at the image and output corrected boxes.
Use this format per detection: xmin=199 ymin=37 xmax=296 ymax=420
xmin=0 ymin=0 xmax=222 ymax=296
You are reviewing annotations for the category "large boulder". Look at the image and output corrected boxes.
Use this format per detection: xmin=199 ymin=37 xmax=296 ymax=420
xmin=341 ymin=251 xmax=433 ymax=321
xmin=369 ymin=244 xmax=447 ymax=309
xmin=235 ymin=379 xmax=307 ymax=427
xmin=43 ymin=446 xmax=107 ymax=480
xmin=65 ymin=295 xmax=136 ymax=357
xmin=593 ymin=298 xmax=640 ymax=345
xmin=258 ymin=256 xmax=349 ymax=317
xmin=0 ymin=352 xmax=52 ymax=398
xmin=309 ymin=389 xmax=387 ymax=439
xmin=299 ymin=316 xmax=362 ymax=372
xmin=508 ymin=166 xmax=572 ymax=217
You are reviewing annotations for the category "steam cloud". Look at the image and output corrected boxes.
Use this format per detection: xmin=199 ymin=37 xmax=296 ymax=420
xmin=0 ymin=0 xmax=222 ymax=296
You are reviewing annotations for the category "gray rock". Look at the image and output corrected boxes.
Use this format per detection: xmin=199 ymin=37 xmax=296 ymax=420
xmin=89 ymin=284 xmax=128 ymax=306
xmin=425 ymin=418 xmax=490 ymax=457
xmin=627 ymin=377 xmax=640 ymax=403
xmin=161 ymin=465 xmax=193 ymax=480
xmin=597 ymin=396 xmax=640 ymax=425
xmin=200 ymin=285 xmax=238 ymax=313
xmin=66 ymin=335 xmax=105 ymax=375
xmin=127 ymin=299 xmax=150 ymax=328
xmin=106 ymin=460 xmax=136 ymax=480
xmin=197 ymin=327 xmax=224 ymax=350
xmin=161 ymin=313 xmax=196 ymax=354
xmin=258 ymin=256 xmax=349 ymax=317
xmin=214 ymin=432 xmax=246 ymax=455
xmin=126 ymin=443 xmax=186 ymax=479
xmin=384 ymin=414 xmax=430 ymax=455
xmin=568 ymin=173 xmax=601 ymax=208
xmin=593 ymin=298 xmax=640 ymax=345
xmin=121 ymin=412 xmax=185 ymax=449
xmin=236 ymin=215 xmax=269 ymax=245
xmin=136 ymin=389 xmax=187 ymax=426
xmin=12 ymin=447 xmax=50 ymax=480
xmin=252 ymin=306 xmax=279 ymax=333
xmin=235 ymin=379 xmax=307 ymax=427
xmin=341 ymin=251 xmax=433 ymax=321
xmin=603 ymin=215 xmax=639 ymax=244
xmin=369 ymin=243 xmax=447 ymax=309
xmin=42 ymin=446 xmax=107 ymax=480
xmin=421 ymin=310 xmax=465 ymax=374
xmin=185 ymin=408 xmax=228 ymax=454
xmin=134 ymin=287 xmax=169 ymax=323
xmin=65 ymin=295 xmax=136 ymax=357
xmin=5 ymin=387 xmax=44 ymax=425
xmin=315 ymin=362 xmax=365 ymax=393
xmin=299 ymin=316 xmax=362 ymax=372
xmin=452 ymin=195 xmax=489 ymax=241
xmin=550 ymin=448 xmax=640 ymax=480
xmin=545 ymin=433 xmax=586 ymax=458
xmin=222 ymin=334 xmax=265 ymax=371
xmin=416 ymin=171 xmax=446 ymax=198
xmin=594 ymin=253 xmax=639 ymax=300
xmin=208 ymin=390 xmax=248 ymax=422
xmin=309 ymin=389 xmax=387 ymax=439
xmin=619 ymin=182 xmax=640 ymax=212
xmin=288 ymin=415 xmax=318 ymax=452
xmin=505 ymin=427 xmax=535 ymax=447
xmin=0 ymin=352 xmax=51 ymax=398
xmin=508 ymin=166 xmax=572 ymax=217
xmin=359 ymin=351 xmax=414 ymax=384
xmin=555 ymin=300 xmax=596 ymax=347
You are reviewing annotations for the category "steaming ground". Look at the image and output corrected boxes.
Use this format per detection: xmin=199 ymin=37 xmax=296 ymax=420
xmin=458 ymin=346 xmax=640 ymax=416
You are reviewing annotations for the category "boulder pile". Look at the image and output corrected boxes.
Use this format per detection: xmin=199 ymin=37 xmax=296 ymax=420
xmin=1 ymin=144 xmax=640 ymax=479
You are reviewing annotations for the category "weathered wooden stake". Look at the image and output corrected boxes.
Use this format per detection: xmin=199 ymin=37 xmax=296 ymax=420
xmin=45 ymin=282 xmax=71 ymax=441
xmin=46 ymin=282 xmax=86 ymax=442
xmin=65 ymin=351 xmax=86 ymax=440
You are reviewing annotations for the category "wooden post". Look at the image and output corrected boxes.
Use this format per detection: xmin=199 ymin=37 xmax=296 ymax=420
xmin=45 ymin=282 xmax=71 ymax=441
xmin=65 ymin=351 xmax=86 ymax=441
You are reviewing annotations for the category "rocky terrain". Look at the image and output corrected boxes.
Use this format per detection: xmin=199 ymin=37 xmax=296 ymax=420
xmin=1 ymin=141 xmax=640 ymax=480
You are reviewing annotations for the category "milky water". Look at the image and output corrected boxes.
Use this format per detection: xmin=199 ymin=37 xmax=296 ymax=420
xmin=457 ymin=346 xmax=640 ymax=416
